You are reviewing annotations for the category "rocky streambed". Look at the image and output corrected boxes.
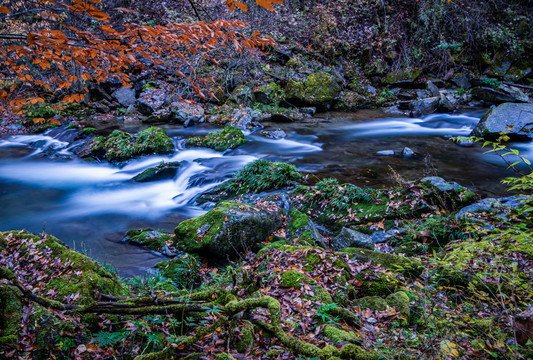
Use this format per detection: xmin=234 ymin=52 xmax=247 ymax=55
xmin=0 ymin=108 xmax=524 ymax=275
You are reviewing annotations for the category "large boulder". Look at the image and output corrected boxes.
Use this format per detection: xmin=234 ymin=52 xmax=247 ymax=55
xmin=471 ymin=103 xmax=533 ymax=140
xmin=112 ymin=86 xmax=136 ymax=107
xmin=173 ymin=201 xmax=284 ymax=259
xmin=136 ymin=89 xmax=172 ymax=115
xmin=90 ymin=127 xmax=174 ymax=161
xmin=171 ymin=100 xmax=204 ymax=126
xmin=410 ymin=97 xmax=439 ymax=117
xmin=285 ymin=72 xmax=340 ymax=108
xmin=471 ymin=84 xmax=529 ymax=104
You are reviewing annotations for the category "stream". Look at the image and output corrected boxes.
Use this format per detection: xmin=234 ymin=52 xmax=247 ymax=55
xmin=0 ymin=109 xmax=521 ymax=276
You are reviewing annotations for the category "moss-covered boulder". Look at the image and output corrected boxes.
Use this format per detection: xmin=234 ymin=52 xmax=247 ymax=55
xmin=90 ymin=127 xmax=174 ymax=161
xmin=384 ymin=68 xmax=422 ymax=88
xmin=124 ymin=228 xmax=174 ymax=255
xmin=197 ymin=160 xmax=302 ymax=204
xmin=287 ymin=210 xmax=326 ymax=247
xmin=285 ymin=72 xmax=340 ymax=108
xmin=420 ymin=176 xmax=477 ymax=210
xmin=173 ymin=201 xmax=283 ymax=259
xmin=253 ymin=82 xmax=284 ymax=105
xmin=186 ymin=127 xmax=246 ymax=151
xmin=340 ymin=247 xmax=423 ymax=277
xmin=132 ymin=162 xmax=181 ymax=182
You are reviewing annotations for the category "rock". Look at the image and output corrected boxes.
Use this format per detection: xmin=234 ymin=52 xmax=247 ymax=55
xmin=6 ymin=123 xmax=23 ymax=131
xmin=111 ymin=86 xmax=136 ymax=107
xmin=384 ymin=69 xmax=422 ymax=88
xmin=171 ymin=100 xmax=204 ymax=126
xmin=253 ymin=83 xmax=283 ymax=105
xmin=421 ymin=176 xmax=477 ymax=210
xmin=332 ymin=228 xmax=374 ymax=251
xmin=90 ymin=127 xmax=174 ymax=161
xmin=438 ymin=93 xmax=455 ymax=112
xmin=456 ymin=195 xmax=530 ymax=218
xmin=471 ymin=103 xmax=533 ymax=140
xmin=504 ymin=64 xmax=532 ymax=83
xmin=366 ymin=84 xmax=377 ymax=95
xmin=269 ymin=108 xmax=304 ymax=122
xmin=230 ymin=85 xmax=254 ymax=106
xmin=514 ymin=305 xmax=533 ymax=346
xmin=136 ymin=89 xmax=171 ymax=115
xmin=173 ymin=201 xmax=283 ymax=259
xmin=455 ymin=198 xmax=501 ymax=218
xmin=132 ymin=162 xmax=181 ymax=182
xmin=376 ymin=150 xmax=395 ymax=156
xmin=260 ymin=129 xmax=287 ymax=139
xmin=410 ymin=97 xmax=439 ymax=117
xmin=300 ymin=107 xmax=317 ymax=115
xmin=427 ymin=80 xmax=441 ymax=97
xmin=402 ymin=147 xmax=414 ymax=158
xmin=416 ymin=90 xmax=430 ymax=99
xmin=92 ymin=101 xmax=110 ymax=114
xmin=371 ymin=230 xmax=398 ymax=243
xmin=471 ymin=84 xmax=529 ymax=104
xmin=453 ymin=136 xmax=475 ymax=147
xmin=125 ymin=229 xmax=174 ymax=254
xmin=186 ymin=127 xmax=247 ymax=151
xmin=288 ymin=210 xmax=326 ymax=248
xmin=421 ymin=176 xmax=463 ymax=192
xmin=450 ymin=73 xmax=472 ymax=90
xmin=230 ymin=108 xmax=264 ymax=129
xmin=284 ymin=72 xmax=341 ymax=108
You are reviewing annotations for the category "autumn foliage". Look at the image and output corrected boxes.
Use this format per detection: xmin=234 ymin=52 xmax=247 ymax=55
xmin=0 ymin=0 xmax=281 ymax=120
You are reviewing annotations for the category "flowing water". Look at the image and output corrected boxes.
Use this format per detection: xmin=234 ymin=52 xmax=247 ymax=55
xmin=0 ymin=109 xmax=522 ymax=275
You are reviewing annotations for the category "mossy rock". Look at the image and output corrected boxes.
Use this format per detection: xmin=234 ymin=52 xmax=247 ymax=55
xmin=340 ymin=248 xmax=423 ymax=277
xmin=285 ymin=72 xmax=340 ymax=108
xmin=356 ymin=296 xmax=388 ymax=311
xmin=419 ymin=177 xmax=478 ymax=211
xmin=125 ymin=228 xmax=173 ymax=253
xmin=232 ymin=320 xmax=254 ymax=353
xmin=2 ymin=231 xmax=122 ymax=304
xmin=186 ymin=126 xmax=246 ymax=151
xmin=253 ymin=82 xmax=284 ymax=105
xmin=174 ymin=201 xmax=283 ymax=259
xmin=384 ymin=69 xmax=422 ymax=87
xmin=0 ymin=284 xmax=22 ymax=348
xmin=322 ymin=325 xmax=361 ymax=344
xmin=385 ymin=291 xmax=410 ymax=325
xmin=280 ymin=270 xmax=333 ymax=304
xmin=90 ymin=127 xmax=173 ymax=161
xmin=132 ymin=162 xmax=181 ymax=182
xmin=288 ymin=210 xmax=326 ymax=247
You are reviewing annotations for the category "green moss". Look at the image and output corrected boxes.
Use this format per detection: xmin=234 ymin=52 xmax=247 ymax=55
xmin=186 ymin=126 xmax=246 ymax=151
xmin=233 ymin=320 xmax=254 ymax=353
xmin=386 ymin=291 xmax=410 ymax=325
xmin=90 ymin=127 xmax=173 ymax=161
xmin=280 ymin=270 xmax=306 ymax=288
xmin=2 ymin=231 xmax=123 ymax=305
xmin=132 ymin=162 xmax=181 ymax=183
xmin=356 ymin=296 xmax=388 ymax=311
xmin=0 ymin=284 xmax=22 ymax=348
xmin=289 ymin=210 xmax=309 ymax=231
xmin=339 ymin=343 xmax=380 ymax=360
xmin=323 ymin=325 xmax=361 ymax=344
xmin=174 ymin=201 xmax=238 ymax=253
xmin=314 ymin=286 xmax=333 ymax=304
xmin=284 ymin=73 xmax=340 ymax=107
xmin=340 ymin=248 xmax=423 ymax=276
xmin=125 ymin=229 xmax=172 ymax=252
xmin=215 ymin=353 xmax=236 ymax=360
xmin=265 ymin=349 xmax=285 ymax=358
